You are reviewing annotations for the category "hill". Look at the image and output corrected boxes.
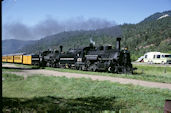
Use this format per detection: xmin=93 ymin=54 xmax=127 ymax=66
xmin=18 ymin=26 xmax=122 ymax=54
xmin=141 ymin=10 xmax=171 ymax=23
xmin=121 ymin=13 xmax=171 ymax=60
xmin=2 ymin=39 xmax=35 ymax=55
xmin=3 ymin=10 xmax=171 ymax=61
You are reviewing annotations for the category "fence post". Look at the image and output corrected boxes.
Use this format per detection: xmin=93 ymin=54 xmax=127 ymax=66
xmin=164 ymin=100 xmax=171 ymax=113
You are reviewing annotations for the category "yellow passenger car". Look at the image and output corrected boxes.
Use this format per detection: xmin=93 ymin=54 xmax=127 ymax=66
xmin=23 ymin=55 xmax=32 ymax=64
xmin=23 ymin=54 xmax=40 ymax=65
xmin=2 ymin=56 xmax=7 ymax=62
xmin=14 ymin=55 xmax=23 ymax=63
xmin=7 ymin=55 xmax=14 ymax=63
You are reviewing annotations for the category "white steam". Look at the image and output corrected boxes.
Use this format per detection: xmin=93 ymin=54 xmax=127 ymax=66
xmin=90 ymin=38 xmax=95 ymax=45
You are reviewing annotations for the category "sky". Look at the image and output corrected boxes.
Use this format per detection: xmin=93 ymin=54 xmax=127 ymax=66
xmin=2 ymin=0 xmax=171 ymax=40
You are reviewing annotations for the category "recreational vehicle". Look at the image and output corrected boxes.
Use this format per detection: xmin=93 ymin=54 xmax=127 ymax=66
xmin=143 ymin=52 xmax=171 ymax=64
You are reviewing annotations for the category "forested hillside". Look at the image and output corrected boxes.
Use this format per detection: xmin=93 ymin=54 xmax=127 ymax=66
xmin=5 ymin=10 xmax=171 ymax=61
xmin=18 ymin=26 xmax=122 ymax=54
xmin=121 ymin=15 xmax=171 ymax=60
xmin=141 ymin=10 xmax=171 ymax=23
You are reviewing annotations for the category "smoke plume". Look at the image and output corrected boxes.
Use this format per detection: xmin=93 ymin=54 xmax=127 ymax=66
xmin=3 ymin=17 xmax=118 ymax=40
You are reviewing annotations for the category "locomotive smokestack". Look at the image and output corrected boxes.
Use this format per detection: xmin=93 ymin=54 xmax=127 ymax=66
xmin=60 ymin=45 xmax=63 ymax=53
xmin=116 ymin=37 xmax=121 ymax=51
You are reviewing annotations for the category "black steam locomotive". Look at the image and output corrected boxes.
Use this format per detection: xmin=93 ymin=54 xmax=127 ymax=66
xmin=40 ymin=37 xmax=133 ymax=73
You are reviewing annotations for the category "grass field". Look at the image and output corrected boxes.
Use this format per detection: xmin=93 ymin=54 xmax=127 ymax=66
xmin=4 ymin=63 xmax=171 ymax=83
xmin=2 ymin=68 xmax=21 ymax=72
xmin=2 ymin=72 xmax=171 ymax=113
xmin=45 ymin=64 xmax=171 ymax=83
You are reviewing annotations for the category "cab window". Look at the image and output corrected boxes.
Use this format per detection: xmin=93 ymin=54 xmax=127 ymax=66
xmin=107 ymin=46 xmax=112 ymax=50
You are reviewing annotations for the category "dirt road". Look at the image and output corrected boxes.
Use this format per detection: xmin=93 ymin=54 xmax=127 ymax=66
xmin=2 ymin=63 xmax=171 ymax=90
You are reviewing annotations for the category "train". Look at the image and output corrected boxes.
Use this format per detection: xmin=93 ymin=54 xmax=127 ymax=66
xmin=2 ymin=37 xmax=134 ymax=74
xmin=2 ymin=53 xmax=40 ymax=65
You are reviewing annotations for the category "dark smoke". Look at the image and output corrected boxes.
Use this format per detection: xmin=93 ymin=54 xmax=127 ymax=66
xmin=3 ymin=22 xmax=34 ymax=40
xmin=3 ymin=17 xmax=118 ymax=40
xmin=33 ymin=18 xmax=65 ymax=38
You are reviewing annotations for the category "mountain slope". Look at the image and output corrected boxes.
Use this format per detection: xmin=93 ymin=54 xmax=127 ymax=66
xmin=141 ymin=10 xmax=171 ymax=23
xmin=18 ymin=26 xmax=122 ymax=54
xmin=121 ymin=15 xmax=171 ymax=59
xmin=2 ymin=39 xmax=35 ymax=55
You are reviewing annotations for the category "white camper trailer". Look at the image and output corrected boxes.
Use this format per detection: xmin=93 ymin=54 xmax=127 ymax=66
xmin=143 ymin=52 xmax=171 ymax=64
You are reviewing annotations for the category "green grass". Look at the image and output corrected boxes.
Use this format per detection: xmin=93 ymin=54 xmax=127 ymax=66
xmin=2 ymin=68 xmax=21 ymax=72
xmin=3 ymin=63 xmax=171 ymax=83
xmin=133 ymin=64 xmax=171 ymax=76
xmin=45 ymin=64 xmax=171 ymax=83
xmin=2 ymin=73 xmax=171 ymax=112
xmin=14 ymin=63 xmax=43 ymax=69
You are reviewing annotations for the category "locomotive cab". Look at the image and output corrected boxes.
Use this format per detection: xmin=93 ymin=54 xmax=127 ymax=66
xmin=118 ymin=48 xmax=133 ymax=73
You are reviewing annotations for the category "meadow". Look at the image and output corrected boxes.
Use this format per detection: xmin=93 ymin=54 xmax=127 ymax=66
xmin=2 ymin=63 xmax=171 ymax=112
xmin=10 ymin=63 xmax=171 ymax=83
xmin=45 ymin=64 xmax=171 ymax=83
xmin=2 ymin=72 xmax=171 ymax=113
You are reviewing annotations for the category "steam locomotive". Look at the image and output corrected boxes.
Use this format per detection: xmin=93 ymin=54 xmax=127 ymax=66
xmin=40 ymin=37 xmax=133 ymax=73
